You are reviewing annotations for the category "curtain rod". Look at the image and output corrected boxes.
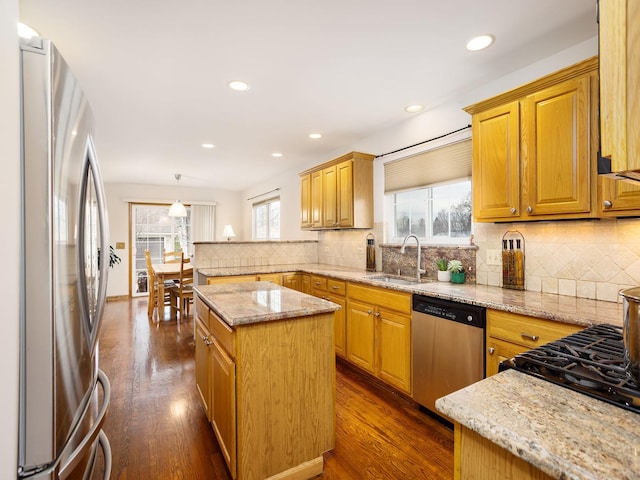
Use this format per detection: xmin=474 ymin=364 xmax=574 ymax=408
xmin=247 ymin=187 xmax=280 ymax=201
xmin=375 ymin=124 xmax=471 ymax=159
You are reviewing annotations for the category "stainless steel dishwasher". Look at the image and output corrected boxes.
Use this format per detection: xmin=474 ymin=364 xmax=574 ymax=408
xmin=412 ymin=294 xmax=485 ymax=416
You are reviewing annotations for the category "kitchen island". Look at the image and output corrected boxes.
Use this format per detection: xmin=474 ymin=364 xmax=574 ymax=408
xmin=436 ymin=368 xmax=640 ymax=480
xmin=194 ymin=282 xmax=340 ymax=480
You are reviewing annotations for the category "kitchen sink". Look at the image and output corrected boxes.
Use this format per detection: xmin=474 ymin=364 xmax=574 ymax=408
xmin=363 ymin=275 xmax=419 ymax=286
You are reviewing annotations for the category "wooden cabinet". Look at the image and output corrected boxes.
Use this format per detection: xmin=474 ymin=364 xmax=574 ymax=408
xmin=300 ymin=173 xmax=312 ymax=228
xmin=599 ymin=0 xmax=640 ymax=177
xmin=195 ymin=292 xmax=335 ymax=480
xmin=310 ymin=170 xmax=323 ymax=228
xmin=471 ymin=101 xmax=520 ymax=220
xmin=207 ymin=275 xmax=256 ymax=285
xmin=485 ymin=309 xmax=582 ymax=377
xmin=522 ymin=76 xmax=591 ymax=217
xmin=465 ymin=57 xmax=598 ymax=222
xmin=599 ymin=177 xmax=640 ymax=216
xmin=346 ymin=283 xmax=412 ymax=394
xmin=299 ymin=151 xmax=374 ymax=230
xmin=206 ymin=273 xmax=282 ymax=286
xmin=210 ymin=330 xmax=237 ymax=477
xmin=311 ymin=276 xmax=347 ymax=357
xmin=256 ymin=272 xmax=282 ymax=285
xmin=195 ymin=316 xmax=212 ymax=420
xmin=455 ymin=425 xmax=553 ymax=480
xmin=282 ymin=272 xmax=299 ymax=290
xmin=345 ymin=298 xmax=376 ymax=372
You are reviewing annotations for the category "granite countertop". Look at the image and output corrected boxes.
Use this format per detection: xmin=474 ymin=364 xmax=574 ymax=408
xmin=197 ymin=263 xmax=624 ymax=328
xmin=436 ymin=369 xmax=640 ymax=480
xmin=194 ymin=281 xmax=340 ymax=327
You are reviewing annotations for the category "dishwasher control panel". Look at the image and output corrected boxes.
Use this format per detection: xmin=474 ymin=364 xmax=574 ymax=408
xmin=412 ymin=295 xmax=485 ymax=329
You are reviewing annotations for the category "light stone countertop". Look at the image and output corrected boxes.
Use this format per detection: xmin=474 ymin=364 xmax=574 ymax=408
xmin=436 ymin=369 xmax=640 ymax=480
xmin=193 ymin=281 xmax=340 ymax=326
xmin=197 ymin=263 xmax=624 ymax=328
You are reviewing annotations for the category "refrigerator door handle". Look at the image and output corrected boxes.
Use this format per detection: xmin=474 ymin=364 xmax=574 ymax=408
xmin=81 ymin=431 xmax=112 ymax=480
xmin=76 ymin=134 xmax=110 ymax=353
xmin=58 ymin=370 xmax=111 ymax=480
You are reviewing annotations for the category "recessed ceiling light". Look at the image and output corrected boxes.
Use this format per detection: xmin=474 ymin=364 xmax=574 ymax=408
xmin=18 ymin=22 xmax=39 ymax=39
xmin=201 ymin=143 xmax=215 ymax=149
xmin=271 ymin=152 xmax=283 ymax=157
xmin=466 ymin=34 xmax=495 ymax=51
xmin=228 ymin=80 xmax=250 ymax=91
xmin=309 ymin=133 xmax=322 ymax=139
xmin=405 ymin=105 xmax=424 ymax=113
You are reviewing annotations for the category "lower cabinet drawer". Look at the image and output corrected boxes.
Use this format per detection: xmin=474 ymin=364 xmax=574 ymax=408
xmin=210 ymin=310 xmax=236 ymax=358
xmin=487 ymin=309 xmax=582 ymax=349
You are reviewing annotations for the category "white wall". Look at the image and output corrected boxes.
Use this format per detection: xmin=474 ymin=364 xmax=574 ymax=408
xmin=105 ymin=182 xmax=242 ymax=297
xmin=1 ymin=0 xmax=20 ymax=475
xmin=241 ymin=37 xmax=599 ymax=243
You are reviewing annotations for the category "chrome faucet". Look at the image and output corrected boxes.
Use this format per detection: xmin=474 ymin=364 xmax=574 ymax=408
xmin=400 ymin=234 xmax=425 ymax=282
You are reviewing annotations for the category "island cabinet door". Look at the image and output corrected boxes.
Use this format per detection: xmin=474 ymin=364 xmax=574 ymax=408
xmin=346 ymin=299 xmax=375 ymax=373
xmin=211 ymin=339 xmax=237 ymax=479
xmin=195 ymin=318 xmax=212 ymax=420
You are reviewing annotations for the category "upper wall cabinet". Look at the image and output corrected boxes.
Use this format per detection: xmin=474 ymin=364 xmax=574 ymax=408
xmin=599 ymin=0 xmax=640 ymax=179
xmin=465 ymin=57 xmax=599 ymax=222
xmin=299 ymin=151 xmax=374 ymax=230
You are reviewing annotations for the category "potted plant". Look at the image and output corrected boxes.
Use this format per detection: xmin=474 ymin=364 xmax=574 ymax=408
xmin=447 ymin=260 xmax=465 ymax=284
xmin=435 ymin=258 xmax=450 ymax=282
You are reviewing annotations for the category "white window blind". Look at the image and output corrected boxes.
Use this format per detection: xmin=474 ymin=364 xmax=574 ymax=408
xmin=384 ymin=139 xmax=472 ymax=193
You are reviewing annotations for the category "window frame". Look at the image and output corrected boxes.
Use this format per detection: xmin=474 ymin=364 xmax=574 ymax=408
xmin=385 ymin=177 xmax=472 ymax=245
xmin=252 ymin=196 xmax=280 ymax=241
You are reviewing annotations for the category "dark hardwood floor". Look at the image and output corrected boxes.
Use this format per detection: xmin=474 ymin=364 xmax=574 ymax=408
xmin=96 ymin=297 xmax=454 ymax=479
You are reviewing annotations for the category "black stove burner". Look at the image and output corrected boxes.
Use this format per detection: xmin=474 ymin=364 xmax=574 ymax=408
xmin=501 ymin=324 xmax=640 ymax=413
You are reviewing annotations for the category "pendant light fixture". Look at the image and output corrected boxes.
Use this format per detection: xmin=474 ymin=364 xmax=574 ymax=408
xmin=168 ymin=173 xmax=187 ymax=217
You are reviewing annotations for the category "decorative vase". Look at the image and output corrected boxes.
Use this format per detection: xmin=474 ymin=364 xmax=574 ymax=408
xmin=451 ymin=272 xmax=465 ymax=284
xmin=437 ymin=270 xmax=451 ymax=282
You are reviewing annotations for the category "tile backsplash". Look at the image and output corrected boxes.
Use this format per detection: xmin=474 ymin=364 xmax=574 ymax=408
xmin=194 ymin=240 xmax=318 ymax=269
xmin=194 ymin=217 xmax=640 ymax=304
xmin=474 ymin=218 xmax=640 ymax=303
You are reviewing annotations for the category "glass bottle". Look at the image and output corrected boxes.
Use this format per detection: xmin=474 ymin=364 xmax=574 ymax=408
xmin=515 ymin=239 xmax=524 ymax=289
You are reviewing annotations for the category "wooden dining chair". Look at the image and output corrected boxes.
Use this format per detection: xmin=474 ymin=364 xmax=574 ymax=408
xmin=164 ymin=250 xmax=182 ymax=263
xmin=145 ymin=249 xmax=172 ymax=320
xmin=169 ymin=253 xmax=194 ymax=322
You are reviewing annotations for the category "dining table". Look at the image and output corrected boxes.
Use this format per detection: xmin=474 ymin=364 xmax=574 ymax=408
xmin=152 ymin=262 xmax=194 ymax=321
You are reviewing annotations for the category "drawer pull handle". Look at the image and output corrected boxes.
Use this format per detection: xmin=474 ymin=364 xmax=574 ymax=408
xmin=332 ymin=285 xmax=339 ymax=290
xmin=488 ymin=347 xmax=495 ymax=354
xmin=521 ymin=332 xmax=539 ymax=342
xmin=315 ymin=281 xmax=321 ymax=286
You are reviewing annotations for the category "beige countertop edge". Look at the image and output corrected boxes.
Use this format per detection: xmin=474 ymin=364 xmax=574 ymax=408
xmin=436 ymin=369 xmax=640 ymax=480
xmin=193 ymin=283 xmax=340 ymax=327
xmin=196 ymin=264 xmax=624 ymax=328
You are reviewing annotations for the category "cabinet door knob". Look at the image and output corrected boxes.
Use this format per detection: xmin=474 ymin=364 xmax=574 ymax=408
xmin=367 ymin=309 xmax=373 ymax=315
xmin=527 ymin=205 xmax=533 ymax=213
xmin=488 ymin=347 xmax=495 ymax=354
xmin=510 ymin=207 xmax=517 ymax=214
xmin=374 ymin=312 xmax=380 ymax=317
xmin=603 ymin=200 xmax=613 ymax=209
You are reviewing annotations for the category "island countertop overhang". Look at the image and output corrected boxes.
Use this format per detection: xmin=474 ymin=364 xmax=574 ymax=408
xmin=194 ymin=281 xmax=341 ymax=327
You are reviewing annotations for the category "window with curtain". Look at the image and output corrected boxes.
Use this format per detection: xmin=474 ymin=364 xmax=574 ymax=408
xmin=384 ymin=139 xmax=472 ymax=244
xmin=253 ymin=197 xmax=280 ymax=240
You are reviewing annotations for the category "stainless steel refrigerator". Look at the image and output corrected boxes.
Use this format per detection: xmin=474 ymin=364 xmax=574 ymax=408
xmin=19 ymin=37 xmax=112 ymax=479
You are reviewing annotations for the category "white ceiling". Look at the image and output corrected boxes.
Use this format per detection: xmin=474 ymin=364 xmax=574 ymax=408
xmin=19 ymin=0 xmax=597 ymax=191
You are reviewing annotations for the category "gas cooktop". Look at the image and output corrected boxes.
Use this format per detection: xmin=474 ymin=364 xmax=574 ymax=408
xmin=500 ymin=324 xmax=640 ymax=414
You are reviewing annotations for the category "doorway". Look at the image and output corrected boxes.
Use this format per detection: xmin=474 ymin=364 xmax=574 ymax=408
xmin=130 ymin=204 xmax=191 ymax=296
